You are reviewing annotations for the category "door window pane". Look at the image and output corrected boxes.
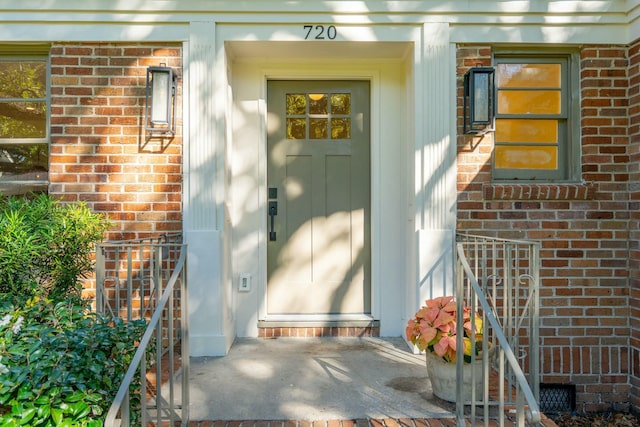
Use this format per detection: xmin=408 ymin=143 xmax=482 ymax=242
xmin=285 ymin=91 xmax=352 ymax=140
xmin=331 ymin=118 xmax=350 ymax=139
xmin=286 ymin=94 xmax=306 ymax=115
xmin=309 ymin=118 xmax=328 ymax=139
xmin=309 ymin=94 xmax=328 ymax=114
xmin=286 ymin=118 xmax=306 ymax=139
xmin=331 ymin=94 xmax=351 ymax=114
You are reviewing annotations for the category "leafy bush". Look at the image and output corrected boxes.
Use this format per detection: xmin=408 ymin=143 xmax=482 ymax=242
xmin=0 ymin=297 xmax=147 ymax=426
xmin=0 ymin=194 xmax=109 ymax=302
xmin=0 ymin=194 xmax=147 ymax=426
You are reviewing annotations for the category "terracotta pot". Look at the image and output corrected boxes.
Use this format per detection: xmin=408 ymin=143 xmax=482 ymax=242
xmin=425 ymin=352 xmax=484 ymax=403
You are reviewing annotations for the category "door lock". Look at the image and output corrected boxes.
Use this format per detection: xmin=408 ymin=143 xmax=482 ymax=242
xmin=268 ymin=201 xmax=278 ymax=241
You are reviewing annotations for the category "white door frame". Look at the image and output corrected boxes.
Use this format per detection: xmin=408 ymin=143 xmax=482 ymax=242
xmin=225 ymin=25 xmax=456 ymax=340
xmin=259 ymin=72 xmax=380 ymax=323
xmin=229 ymin=51 xmax=413 ymax=337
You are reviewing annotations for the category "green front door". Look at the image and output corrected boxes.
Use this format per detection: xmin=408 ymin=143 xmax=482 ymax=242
xmin=266 ymin=80 xmax=371 ymax=315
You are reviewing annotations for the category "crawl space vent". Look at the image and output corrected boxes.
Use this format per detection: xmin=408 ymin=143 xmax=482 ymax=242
xmin=539 ymin=383 xmax=576 ymax=414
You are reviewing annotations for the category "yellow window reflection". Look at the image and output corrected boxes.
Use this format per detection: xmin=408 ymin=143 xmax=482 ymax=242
xmin=331 ymin=94 xmax=351 ymax=115
xmin=310 ymin=118 xmax=328 ymax=139
xmin=331 ymin=118 xmax=351 ymax=139
xmin=285 ymin=91 xmax=352 ymax=141
xmin=498 ymin=90 xmax=561 ymax=115
xmin=497 ymin=64 xmax=561 ymax=88
xmin=495 ymin=119 xmax=558 ymax=143
xmin=286 ymin=94 xmax=306 ymax=115
xmin=495 ymin=146 xmax=558 ymax=170
xmin=309 ymin=94 xmax=328 ymax=114
xmin=286 ymin=118 xmax=306 ymax=139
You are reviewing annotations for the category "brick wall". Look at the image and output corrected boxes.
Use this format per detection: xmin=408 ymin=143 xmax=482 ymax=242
xmin=629 ymin=38 xmax=640 ymax=411
xmin=457 ymin=45 xmax=632 ymax=412
xmin=49 ymin=43 xmax=183 ymax=241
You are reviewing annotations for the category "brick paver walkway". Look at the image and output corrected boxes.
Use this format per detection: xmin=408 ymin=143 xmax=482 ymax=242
xmin=184 ymin=416 xmax=559 ymax=427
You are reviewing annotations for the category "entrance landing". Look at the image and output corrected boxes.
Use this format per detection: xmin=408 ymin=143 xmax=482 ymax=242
xmin=184 ymin=337 xmax=453 ymax=421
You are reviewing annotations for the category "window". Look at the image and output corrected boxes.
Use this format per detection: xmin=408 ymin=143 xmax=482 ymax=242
xmin=285 ymin=92 xmax=352 ymax=140
xmin=493 ymin=51 xmax=579 ymax=181
xmin=0 ymin=48 xmax=49 ymax=195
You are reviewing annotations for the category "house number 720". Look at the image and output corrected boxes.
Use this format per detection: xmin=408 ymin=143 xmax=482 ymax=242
xmin=303 ymin=25 xmax=337 ymax=40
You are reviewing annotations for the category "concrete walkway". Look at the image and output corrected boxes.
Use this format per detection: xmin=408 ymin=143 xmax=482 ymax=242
xmin=183 ymin=337 xmax=455 ymax=422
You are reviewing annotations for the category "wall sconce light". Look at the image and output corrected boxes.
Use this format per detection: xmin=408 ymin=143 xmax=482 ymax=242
xmin=145 ymin=65 xmax=177 ymax=136
xmin=463 ymin=67 xmax=495 ymax=134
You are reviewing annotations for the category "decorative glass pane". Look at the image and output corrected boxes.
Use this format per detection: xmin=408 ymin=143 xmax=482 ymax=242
xmin=308 ymin=94 xmax=328 ymax=114
xmin=497 ymin=90 xmax=561 ymax=115
xmin=286 ymin=94 xmax=306 ymax=115
xmin=495 ymin=119 xmax=558 ymax=143
xmin=0 ymin=143 xmax=48 ymax=177
xmin=286 ymin=118 xmax=306 ymax=139
xmin=0 ymin=101 xmax=47 ymax=138
xmin=497 ymin=64 xmax=561 ymax=88
xmin=309 ymin=118 xmax=328 ymax=139
xmin=331 ymin=118 xmax=350 ymax=139
xmin=331 ymin=94 xmax=351 ymax=114
xmin=494 ymin=145 xmax=558 ymax=170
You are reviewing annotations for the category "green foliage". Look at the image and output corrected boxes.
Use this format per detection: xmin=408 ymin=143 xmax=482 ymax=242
xmin=0 ymin=194 xmax=110 ymax=303
xmin=0 ymin=297 xmax=146 ymax=426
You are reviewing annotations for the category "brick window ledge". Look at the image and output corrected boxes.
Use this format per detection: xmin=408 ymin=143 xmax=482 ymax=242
xmin=483 ymin=182 xmax=595 ymax=201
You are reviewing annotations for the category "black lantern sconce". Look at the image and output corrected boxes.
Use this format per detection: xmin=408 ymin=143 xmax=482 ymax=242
xmin=145 ymin=65 xmax=177 ymax=136
xmin=463 ymin=66 xmax=495 ymax=134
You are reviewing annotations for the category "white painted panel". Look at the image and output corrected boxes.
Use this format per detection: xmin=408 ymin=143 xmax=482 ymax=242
xmin=450 ymin=25 xmax=627 ymax=44
xmin=186 ymin=230 xmax=230 ymax=356
xmin=415 ymin=229 xmax=455 ymax=306
xmin=0 ymin=23 xmax=189 ymax=42
xmin=187 ymin=21 xmax=218 ymax=230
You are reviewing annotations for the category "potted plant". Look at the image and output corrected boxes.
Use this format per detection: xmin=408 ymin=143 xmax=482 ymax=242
xmin=405 ymin=295 xmax=488 ymax=402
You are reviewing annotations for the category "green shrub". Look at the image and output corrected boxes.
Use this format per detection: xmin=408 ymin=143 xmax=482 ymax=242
xmin=0 ymin=194 xmax=109 ymax=302
xmin=0 ymin=297 xmax=147 ymax=426
xmin=0 ymin=194 xmax=147 ymax=426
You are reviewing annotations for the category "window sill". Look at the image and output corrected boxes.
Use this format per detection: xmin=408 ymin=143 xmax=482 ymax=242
xmin=483 ymin=182 xmax=595 ymax=201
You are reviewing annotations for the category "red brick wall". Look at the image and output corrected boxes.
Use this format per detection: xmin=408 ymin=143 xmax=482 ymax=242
xmin=457 ymin=45 xmax=632 ymax=413
xmin=629 ymin=38 xmax=640 ymax=412
xmin=49 ymin=43 xmax=183 ymax=241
